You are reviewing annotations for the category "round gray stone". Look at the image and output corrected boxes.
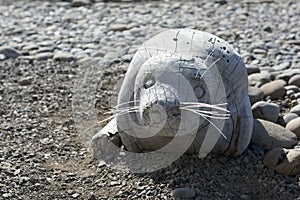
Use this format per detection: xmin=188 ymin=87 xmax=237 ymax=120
xmin=246 ymin=65 xmax=260 ymax=75
xmin=288 ymin=74 xmax=300 ymax=87
xmin=286 ymin=117 xmax=300 ymax=139
xmin=35 ymin=52 xmax=54 ymax=61
xmin=290 ymin=104 xmax=300 ymax=115
xmin=53 ymin=52 xmax=76 ymax=62
xmin=0 ymin=46 xmax=21 ymax=59
xmin=283 ymin=113 xmax=299 ymax=125
xmin=276 ymin=69 xmax=300 ymax=82
xmin=286 ymin=90 xmax=295 ymax=96
xmin=71 ymin=0 xmax=91 ymax=7
xmin=251 ymin=119 xmax=298 ymax=150
xmin=260 ymin=79 xmax=287 ymax=99
xmin=109 ymin=24 xmax=129 ymax=32
xmin=19 ymin=77 xmax=33 ymax=86
xmin=248 ymin=87 xmax=264 ymax=105
xmin=248 ymin=73 xmax=270 ymax=87
xmin=263 ymin=147 xmax=300 ymax=176
xmin=284 ymin=85 xmax=299 ymax=92
xmin=0 ymin=54 xmax=6 ymax=61
xmin=294 ymin=92 xmax=300 ymax=99
xmin=273 ymin=62 xmax=291 ymax=71
xmin=251 ymin=101 xmax=280 ymax=122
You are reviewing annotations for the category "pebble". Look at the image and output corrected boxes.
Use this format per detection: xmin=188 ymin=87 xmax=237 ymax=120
xmin=35 ymin=52 xmax=54 ymax=61
xmin=0 ymin=54 xmax=6 ymax=61
xmin=248 ymin=87 xmax=264 ymax=105
xmin=273 ymin=62 xmax=291 ymax=71
xmin=19 ymin=77 xmax=32 ymax=86
xmin=172 ymin=188 xmax=196 ymax=199
xmin=284 ymin=40 xmax=300 ymax=45
xmin=251 ymin=101 xmax=280 ymax=122
xmin=260 ymin=79 xmax=287 ymax=99
xmin=109 ymin=24 xmax=129 ymax=32
xmin=2 ymin=193 xmax=11 ymax=198
xmin=276 ymin=69 xmax=300 ymax=82
xmin=22 ymin=44 xmax=39 ymax=51
xmin=248 ymin=73 xmax=270 ymax=87
xmin=53 ymin=52 xmax=76 ymax=62
xmin=37 ymin=46 xmax=55 ymax=53
xmin=71 ymin=0 xmax=91 ymax=7
xmin=71 ymin=193 xmax=80 ymax=199
xmin=283 ymin=113 xmax=299 ymax=125
xmin=294 ymin=92 xmax=300 ymax=99
xmin=252 ymin=48 xmax=267 ymax=55
xmin=284 ymin=85 xmax=299 ymax=92
xmin=290 ymin=104 xmax=300 ymax=115
xmin=91 ymin=50 xmax=106 ymax=58
xmin=286 ymin=90 xmax=294 ymax=96
xmin=263 ymin=148 xmax=300 ymax=176
xmin=251 ymin=119 xmax=298 ymax=150
xmin=291 ymin=62 xmax=300 ymax=69
xmin=246 ymin=65 xmax=260 ymax=75
xmin=288 ymin=74 xmax=300 ymax=87
xmin=286 ymin=117 xmax=300 ymax=139
xmin=0 ymin=46 xmax=21 ymax=59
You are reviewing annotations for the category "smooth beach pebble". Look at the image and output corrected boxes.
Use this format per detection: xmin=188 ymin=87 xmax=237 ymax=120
xmin=246 ymin=65 xmax=260 ymax=75
xmin=284 ymin=85 xmax=299 ymax=92
xmin=251 ymin=101 xmax=280 ymax=122
xmin=286 ymin=117 xmax=300 ymax=139
xmin=248 ymin=87 xmax=264 ymax=105
xmin=290 ymin=104 xmax=300 ymax=115
xmin=283 ymin=113 xmax=299 ymax=125
xmin=264 ymin=147 xmax=300 ymax=176
xmin=260 ymin=79 xmax=287 ymax=99
xmin=288 ymin=74 xmax=300 ymax=87
xmin=248 ymin=73 xmax=270 ymax=87
xmin=252 ymin=119 xmax=298 ymax=150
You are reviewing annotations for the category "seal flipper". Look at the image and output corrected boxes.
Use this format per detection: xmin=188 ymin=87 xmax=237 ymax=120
xmin=91 ymin=118 xmax=122 ymax=162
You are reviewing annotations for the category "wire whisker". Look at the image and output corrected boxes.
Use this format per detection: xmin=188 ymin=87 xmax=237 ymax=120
xmin=181 ymin=108 xmax=230 ymax=120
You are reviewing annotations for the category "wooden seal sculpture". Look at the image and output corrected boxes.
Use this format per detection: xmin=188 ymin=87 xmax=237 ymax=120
xmin=92 ymin=29 xmax=253 ymax=169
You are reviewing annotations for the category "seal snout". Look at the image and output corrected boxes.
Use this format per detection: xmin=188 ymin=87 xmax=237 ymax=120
xmin=141 ymin=98 xmax=181 ymax=126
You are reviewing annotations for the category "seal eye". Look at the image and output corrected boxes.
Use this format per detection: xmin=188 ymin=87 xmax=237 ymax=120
xmin=194 ymin=85 xmax=205 ymax=99
xmin=144 ymin=79 xmax=155 ymax=89
xmin=143 ymin=75 xmax=156 ymax=89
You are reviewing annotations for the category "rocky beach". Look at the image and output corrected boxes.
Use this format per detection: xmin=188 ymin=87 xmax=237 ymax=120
xmin=0 ymin=0 xmax=300 ymax=199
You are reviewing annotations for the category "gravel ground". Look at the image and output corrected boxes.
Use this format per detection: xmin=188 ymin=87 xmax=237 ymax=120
xmin=0 ymin=0 xmax=300 ymax=199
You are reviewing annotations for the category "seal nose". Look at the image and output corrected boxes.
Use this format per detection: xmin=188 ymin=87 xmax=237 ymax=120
xmin=142 ymin=100 xmax=180 ymax=126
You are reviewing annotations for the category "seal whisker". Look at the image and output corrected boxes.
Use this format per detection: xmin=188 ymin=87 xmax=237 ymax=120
xmin=144 ymin=44 xmax=152 ymax=58
xmin=180 ymin=102 xmax=230 ymax=113
xmin=180 ymin=108 xmax=227 ymax=139
xmin=185 ymin=109 xmax=230 ymax=118
xmin=99 ymin=106 xmax=140 ymax=124
xmin=181 ymin=102 xmax=228 ymax=106
xmin=199 ymin=57 xmax=221 ymax=79
xmin=180 ymin=107 xmax=230 ymax=119
xmin=111 ymin=100 xmax=140 ymax=109
xmin=104 ymin=106 xmax=140 ymax=115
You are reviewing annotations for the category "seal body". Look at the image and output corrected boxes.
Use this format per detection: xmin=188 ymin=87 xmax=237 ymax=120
xmin=116 ymin=29 xmax=253 ymax=157
xmin=94 ymin=29 xmax=253 ymax=158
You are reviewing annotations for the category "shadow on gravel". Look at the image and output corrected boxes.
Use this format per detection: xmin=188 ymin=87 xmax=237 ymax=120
xmin=140 ymin=149 xmax=300 ymax=199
